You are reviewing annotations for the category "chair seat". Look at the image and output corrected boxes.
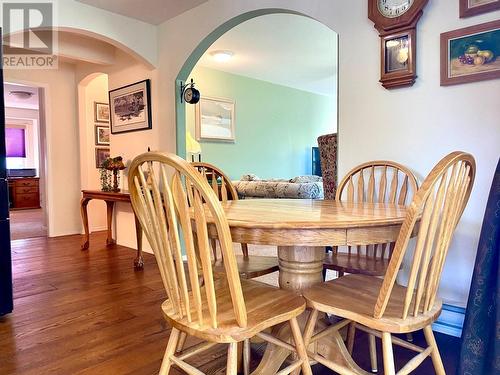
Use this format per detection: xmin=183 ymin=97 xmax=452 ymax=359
xmin=214 ymin=255 xmax=279 ymax=279
xmin=323 ymin=252 xmax=389 ymax=276
xmin=162 ymin=279 xmax=305 ymax=343
xmin=303 ymin=274 xmax=442 ymax=334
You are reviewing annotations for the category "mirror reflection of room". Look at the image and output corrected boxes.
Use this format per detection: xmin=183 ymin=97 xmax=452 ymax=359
xmin=4 ymin=83 xmax=47 ymax=240
xmin=185 ymin=14 xmax=338 ymax=201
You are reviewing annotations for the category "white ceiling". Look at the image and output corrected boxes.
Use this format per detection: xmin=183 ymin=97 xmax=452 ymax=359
xmin=4 ymin=83 xmax=39 ymax=110
xmin=76 ymin=0 xmax=208 ymax=25
xmin=196 ymin=14 xmax=337 ymax=96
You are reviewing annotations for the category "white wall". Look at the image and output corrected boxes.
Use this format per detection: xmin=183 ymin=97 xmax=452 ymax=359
xmin=2 ymin=2 xmax=157 ymax=65
xmin=101 ymin=50 xmax=158 ymax=252
xmin=4 ymin=62 xmax=81 ymax=237
xmin=54 ymin=0 xmax=158 ymax=67
xmin=156 ymin=0 xmax=500 ymax=306
xmin=78 ymin=73 xmax=108 ymax=231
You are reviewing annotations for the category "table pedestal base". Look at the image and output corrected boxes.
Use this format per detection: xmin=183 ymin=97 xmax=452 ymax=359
xmin=251 ymin=246 xmax=369 ymax=375
xmin=278 ymin=246 xmax=324 ymax=292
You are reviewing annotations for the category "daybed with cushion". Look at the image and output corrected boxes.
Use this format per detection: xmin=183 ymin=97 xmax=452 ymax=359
xmin=233 ymin=175 xmax=324 ymax=199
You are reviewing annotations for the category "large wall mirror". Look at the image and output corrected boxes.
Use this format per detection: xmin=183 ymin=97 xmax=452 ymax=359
xmin=177 ymin=12 xmax=338 ymax=197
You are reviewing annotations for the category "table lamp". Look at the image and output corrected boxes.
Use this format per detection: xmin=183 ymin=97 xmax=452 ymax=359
xmin=104 ymin=156 xmax=126 ymax=192
xmin=186 ymin=131 xmax=201 ymax=162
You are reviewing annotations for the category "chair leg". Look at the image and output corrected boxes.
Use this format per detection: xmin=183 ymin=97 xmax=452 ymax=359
xmin=289 ymin=317 xmax=313 ymax=375
xmin=243 ymin=338 xmax=250 ymax=375
xmin=368 ymin=333 xmax=378 ymax=373
xmin=303 ymin=309 xmax=319 ymax=347
xmin=347 ymin=322 xmax=356 ymax=354
xmin=381 ymin=332 xmax=395 ymax=375
xmin=241 ymin=243 xmax=249 ymax=258
xmin=423 ymin=325 xmax=446 ymax=375
xmin=227 ymin=342 xmax=238 ymax=375
xmin=159 ymin=328 xmax=181 ymax=375
xmin=211 ymin=239 xmax=218 ymax=260
xmin=176 ymin=331 xmax=187 ymax=353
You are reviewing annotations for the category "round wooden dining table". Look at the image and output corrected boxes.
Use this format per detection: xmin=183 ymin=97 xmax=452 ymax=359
xmin=205 ymin=198 xmax=409 ymax=375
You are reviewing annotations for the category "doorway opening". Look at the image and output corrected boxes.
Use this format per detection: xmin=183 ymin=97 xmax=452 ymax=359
xmin=77 ymin=72 xmax=110 ymax=234
xmin=4 ymin=82 xmax=48 ymax=240
xmin=174 ymin=11 xmax=338 ymax=286
xmin=175 ymin=9 xmax=339 ymax=162
xmin=181 ymin=13 xmax=338 ymax=181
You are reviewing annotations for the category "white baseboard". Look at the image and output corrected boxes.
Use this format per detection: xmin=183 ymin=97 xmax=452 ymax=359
xmin=91 ymin=226 xmax=107 ymax=232
xmin=432 ymin=304 xmax=465 ymax=337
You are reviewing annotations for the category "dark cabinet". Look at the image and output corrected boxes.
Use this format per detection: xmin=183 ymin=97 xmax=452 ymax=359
xmin=8 ymin=177 xmax=40 ymax=210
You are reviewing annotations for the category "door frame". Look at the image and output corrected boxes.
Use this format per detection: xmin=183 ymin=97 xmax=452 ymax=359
xmin=4 ymin=80 xmax=50 ymax=236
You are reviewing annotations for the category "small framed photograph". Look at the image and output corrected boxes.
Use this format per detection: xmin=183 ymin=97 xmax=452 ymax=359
xmin=94 ymin=102 xmax=110 ymax=123
xmin=95 ymin=147 xmax=110 ymax=168
xmin=460 ymin=0 xmax=500 ymax=18
xmin=95 ymin=125 xmax=110 ymax=146
xmin=440 ymin=20 xmax=500 ymax=86
xmin=195 ymin=96 xmax=235 ymax=142
xmin=109 ymin=79 xmax=152 ymax=134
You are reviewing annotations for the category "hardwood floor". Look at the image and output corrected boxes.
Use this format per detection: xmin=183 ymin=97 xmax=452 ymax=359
xmin=0 ymin=232 xmax=460 ymax=374
xmin=9 ymin=208 xmax=47 ymax=240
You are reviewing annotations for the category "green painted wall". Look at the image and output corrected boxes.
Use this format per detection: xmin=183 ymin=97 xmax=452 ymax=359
xmin=186 ymin=66 xmax=336 ymax=180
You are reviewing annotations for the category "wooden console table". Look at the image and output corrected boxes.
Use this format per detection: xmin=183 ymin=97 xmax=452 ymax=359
xmin=80 ymin=190 xmax=143 ymax=270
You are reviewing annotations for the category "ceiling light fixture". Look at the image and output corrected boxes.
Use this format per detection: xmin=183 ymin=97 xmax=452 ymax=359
xmin=210 ymin=50 xmax=234 ymax=62
xmin=9 ymin=91 xmax=34 ymax=100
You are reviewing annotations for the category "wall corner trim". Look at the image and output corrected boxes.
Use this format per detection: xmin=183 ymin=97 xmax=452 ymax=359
xmin=432 ymin=303 xmax=465 ymax=338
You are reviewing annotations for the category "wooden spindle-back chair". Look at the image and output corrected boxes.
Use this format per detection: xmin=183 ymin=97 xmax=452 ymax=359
xmin=304 ymin=151 xmax=475 ymax=375
xmin=128 ymin=152 xmax=311 ymax=375
xmin=324 ymin=160 xmax=419 ymax=277
xmin=323 ymin=161 xmax=418 ymax=371
xmin=191 ymin=162 xmax=279 ymax=279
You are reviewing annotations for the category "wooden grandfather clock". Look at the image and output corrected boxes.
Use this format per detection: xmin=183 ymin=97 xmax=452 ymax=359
xmin=369 ymin=0 xmax=429 ymax=89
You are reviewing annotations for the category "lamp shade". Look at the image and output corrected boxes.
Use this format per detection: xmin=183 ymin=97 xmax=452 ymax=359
xmin=186 ymin=131 xmax=201 ymax=154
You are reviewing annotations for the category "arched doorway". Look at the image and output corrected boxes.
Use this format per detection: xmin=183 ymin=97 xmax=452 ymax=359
xmin=175 ymin=9 xmax=339 ymax=159
xmin=3 ymin=28 xmax=154 ymax=238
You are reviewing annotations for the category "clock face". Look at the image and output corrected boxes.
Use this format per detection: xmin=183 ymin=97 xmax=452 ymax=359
xmin=377 ymin=0 xmax=414 ymax=18
xmin=184 ymin=88 xmax=193 ymax=102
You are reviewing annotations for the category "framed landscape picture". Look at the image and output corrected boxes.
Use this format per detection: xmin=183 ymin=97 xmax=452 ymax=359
xmin=440 ymin=20 xmax=500 ymax=86
xmin=94 ymin=102 xmax=110 ymax=123
xmin=195 ymin=96 xmax=235 ymax=142
xmin=95 ymin=125 xmax=110 ymax=146
xmin=109 ymin=79 xmax=152 ymax=134
xmin=460 ymin=0 xmax=500 ymax=18
xmin=95 ymin=147 xmax=110 ymax=168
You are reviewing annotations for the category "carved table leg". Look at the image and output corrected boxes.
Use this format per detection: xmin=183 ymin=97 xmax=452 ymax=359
xmin=251 ymin=246 xmax=369 ymax=375
xmin=134 ymin=214 xmax=144 ymax=270
xmin=80 ymin=197 xmax=91 ymax=250
xmin=105 ymin=201 xmax=116 ymax=246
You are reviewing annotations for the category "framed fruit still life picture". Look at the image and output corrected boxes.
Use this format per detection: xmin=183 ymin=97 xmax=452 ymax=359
xmin=441 ymin=20 xmax=500 ymax=86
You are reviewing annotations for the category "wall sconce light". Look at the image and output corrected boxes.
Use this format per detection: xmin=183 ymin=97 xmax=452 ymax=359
xmin=180 ymin=78 xmax=200 ymax=104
